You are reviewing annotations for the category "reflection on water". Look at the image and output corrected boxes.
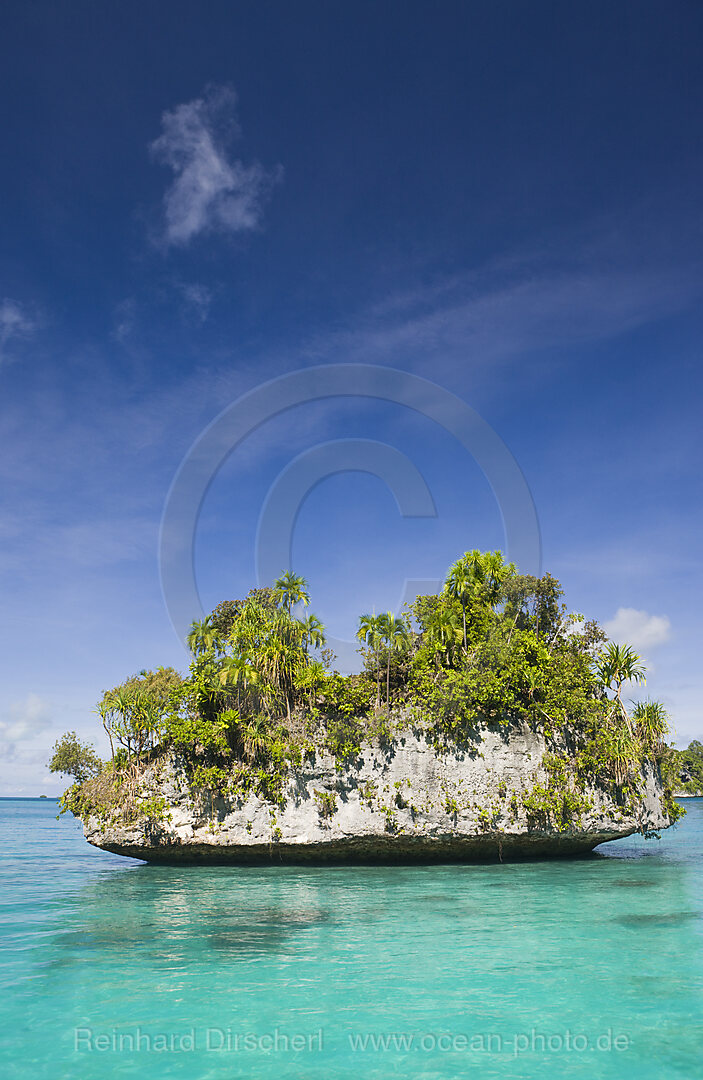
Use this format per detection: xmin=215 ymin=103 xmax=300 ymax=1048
xmin=611 ymin=879 xmax=657 ymax=888
xmin=615 ymin=910 xmax=702 ymax=926
xmin=1 ymin=799 xmax=703 ymax=1079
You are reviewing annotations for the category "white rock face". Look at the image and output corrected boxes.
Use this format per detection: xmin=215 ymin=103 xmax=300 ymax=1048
xmin=83 ymin=723 xmax=670 ymax=863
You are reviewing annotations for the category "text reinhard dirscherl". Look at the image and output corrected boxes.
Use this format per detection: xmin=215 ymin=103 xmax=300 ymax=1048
xmin=74 ymin=1028 xmax=323 ymax=1054
xmin=73 ymin=1027 xmax=630 ymax=1057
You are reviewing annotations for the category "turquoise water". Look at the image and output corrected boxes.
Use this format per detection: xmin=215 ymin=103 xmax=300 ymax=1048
xmin=2 ymin=800 xmax=703 ymax=1079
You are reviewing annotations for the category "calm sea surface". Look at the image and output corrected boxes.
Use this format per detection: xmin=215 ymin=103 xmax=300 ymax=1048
xmin=1 ymin=797 xmax=703 ymax=1079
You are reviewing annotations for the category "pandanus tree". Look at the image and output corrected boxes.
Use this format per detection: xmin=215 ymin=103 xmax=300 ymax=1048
xmin=632 ymin=700 xmax=668 ymax=753
xmin=96 ymin=697 xmax=116 ymax=761
xmin=227 ymin=600 xmax=280 ymax=715
xmin=608 ymin=726 xmax=640 ymax=786
xmin=225 ymin=594 xmax=323 ymax=720
xmin=97 ymin=667 xmax=183 ymax=761
xmin=594 ymin=642 xmax=646 ymax=732
xmin=240 ymin=714 xmax=276 ymax=763
xmin=265 ymin=616 xmax=301 ymax=719
xmin=104 ymin=687 xmax=160 ymax=758
xmin=107 ymin=687 xmax=137 ymax=755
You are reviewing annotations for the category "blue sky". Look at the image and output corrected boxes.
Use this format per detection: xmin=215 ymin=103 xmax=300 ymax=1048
xmin=1 ymin=1 xmax=702 ymax=793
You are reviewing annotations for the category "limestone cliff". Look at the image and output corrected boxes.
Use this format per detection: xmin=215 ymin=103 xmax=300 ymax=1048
xmin=81 ymin=724 xmax=671 ymax=863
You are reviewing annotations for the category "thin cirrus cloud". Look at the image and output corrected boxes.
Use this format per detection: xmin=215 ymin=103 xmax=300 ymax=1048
xmin=0 ymin=298 xmax=34 ymax=364
xmin=150 ymin=84 xmax=282 ymax=246
xmin=302 ymin=261 xmax=703 ymax=378
xmin=604 ymin=607 xmax=672 ymax=652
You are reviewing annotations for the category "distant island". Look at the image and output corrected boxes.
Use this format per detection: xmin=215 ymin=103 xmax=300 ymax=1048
xmin=52 ymin=550 xmax=683 ymax=862
xmin=663 ymin=741 xmax=703 ymax=797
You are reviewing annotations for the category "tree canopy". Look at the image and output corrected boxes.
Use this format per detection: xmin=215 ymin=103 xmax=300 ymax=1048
xmin=54 ymin=550 xmax=678 ymax=828
xmin=49 ymin=731 xmax=102 ymax=783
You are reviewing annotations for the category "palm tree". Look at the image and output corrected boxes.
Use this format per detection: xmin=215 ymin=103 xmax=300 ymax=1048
xmin=187 ymin=617 xmax=220 ymax=656
xmin=377 ymin=612 xmax=411 ymax=705
xmin=219 ymin=654 xmax=259 ymax=712
xmin=444 ymin=550 xmax=512 ymax=650
xmin=357 ymin=613 xmax=384 ymax=707
xmin=445 ymin=551 xmax=484 ymax=650
xmin=481 ymin=550 xmax=512 ymax=608
xmin=429 ymin=606 xmax=464 ymax=667
xmin=297 ymin=659 xmax=326 ymax=706
xmin=273 ymin=571 xmax=310 ymax=614
xmin=300 ymin=613 xmax=326 ymax=653
xmin=219 ymin=654 xmax=255 ymax=687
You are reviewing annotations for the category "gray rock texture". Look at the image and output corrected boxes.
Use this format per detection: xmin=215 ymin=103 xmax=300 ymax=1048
xmin=82 ymin=724 xmax=670 ymax=863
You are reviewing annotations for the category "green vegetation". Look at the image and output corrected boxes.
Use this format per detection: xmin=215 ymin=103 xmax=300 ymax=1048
xmin=49 ymin=731 xmax=102 ymax=783
xmin=357 ymin=612 xmax=411 ymax=705
xmin=314 ymin=789 xmax=338 ymax=819
xmin=97 ymin=667 xmax=183 ymax=760
xmin=55 ymin=554 xmax=682 ymax=834
xmin=662 ymin=740 xmax=703 ymax=796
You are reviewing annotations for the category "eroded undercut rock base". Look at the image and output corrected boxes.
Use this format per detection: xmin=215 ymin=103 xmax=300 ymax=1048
xmin=82 ymin=724 xmax=669 ymax=864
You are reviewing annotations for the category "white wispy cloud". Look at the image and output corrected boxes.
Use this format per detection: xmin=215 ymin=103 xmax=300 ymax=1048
xmin=0 ymin=298 xmax=35 ymax=364
xmin=0 ymin=693 xmax=52 ymax=761
xmin=179 ymin=282 xmax=212 ymax=323
xmin=301 ymin=262 xmax=702 ymax=382
xmin=604 ymin=607 xmax=672 ymax=651
xmin=150 ymin=84 xmax=282 ymax=246
xmin=113 ymin=297 xmax=137 ymax=342
xmin=0 ymin=509 xmax=157 ymax=577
